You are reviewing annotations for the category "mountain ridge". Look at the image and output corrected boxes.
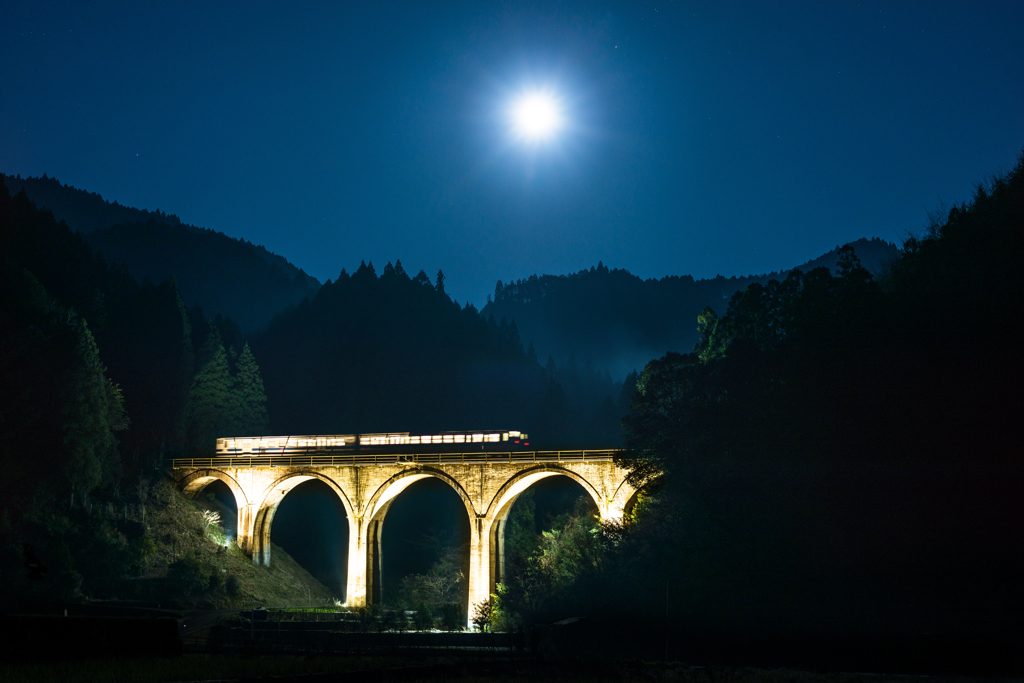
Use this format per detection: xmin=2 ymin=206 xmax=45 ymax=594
xmin=5 ymin=172 xmax=898 ymax=375
xmin=3 ymin=173 xmax=320 ymax=333
xmin=2 ymin=174 xmax=319 ymax=285
xmin=482 ymin=237 xmax=900 ymax=379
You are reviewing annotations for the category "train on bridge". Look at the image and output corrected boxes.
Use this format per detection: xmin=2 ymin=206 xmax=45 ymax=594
xmin=215 ymin=430 xmax=531 ymax=457
xmin=176 ymin=429 xmax=630 ymax=627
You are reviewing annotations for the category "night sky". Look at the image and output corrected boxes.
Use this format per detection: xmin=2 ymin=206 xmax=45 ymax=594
xmin=3 ymin=1 xmax=1022 ymax=306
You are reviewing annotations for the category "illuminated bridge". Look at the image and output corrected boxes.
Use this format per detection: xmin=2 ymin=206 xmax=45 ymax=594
xmin=172 ymin=430 xmax=634 ymax=627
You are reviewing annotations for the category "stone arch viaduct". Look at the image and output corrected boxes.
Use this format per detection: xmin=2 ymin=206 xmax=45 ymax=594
xmin=172 ymin=433 xmax=634 ymax=627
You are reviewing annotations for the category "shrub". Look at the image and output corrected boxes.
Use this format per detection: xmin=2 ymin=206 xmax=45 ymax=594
xmin=471 ymin=598 xmax=493 ymax=632
xmin=167 ymin=556 xmax=209 ymax=603
xmin=411 ymin=603 xmax=434 ymax=631
xmin=439 ymin=602 xmax=464 ymax=631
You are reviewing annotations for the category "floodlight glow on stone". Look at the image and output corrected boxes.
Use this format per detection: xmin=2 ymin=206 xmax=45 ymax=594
xmin=512 ymin=93 xmax=562 ymax=140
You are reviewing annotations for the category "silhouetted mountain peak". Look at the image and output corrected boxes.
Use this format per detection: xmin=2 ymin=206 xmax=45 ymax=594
xmin=2 ymin=174 xmax=320 ymax=290
xmin=2 ymin=173 xmax=321 ymax=333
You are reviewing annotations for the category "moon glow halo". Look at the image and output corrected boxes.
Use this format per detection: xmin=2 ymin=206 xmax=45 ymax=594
xmin=510 ymin=92 xmax=563 ymax=142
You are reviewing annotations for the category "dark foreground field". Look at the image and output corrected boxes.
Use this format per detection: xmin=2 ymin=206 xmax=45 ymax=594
xmin=2 ymin=611 xmax=1018 ymax=682
xmin=2 ymin=655 xmax=1019 ymax=683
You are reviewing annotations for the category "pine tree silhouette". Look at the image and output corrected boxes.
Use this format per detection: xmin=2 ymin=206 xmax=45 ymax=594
xmin=181 ymin=335 xmax=239 ymax=453
xmin=236 ymin=342 xmax=269 ymax=435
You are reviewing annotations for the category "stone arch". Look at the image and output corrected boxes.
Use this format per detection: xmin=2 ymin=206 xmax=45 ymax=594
xmin=251 ymin=471 xmax=354 ymax=566
xmin=178 ymin=469 xmax=248 ymax=510
xmin=609 ymin=478 xmax=640 ymax=521
xmin=359 ymin=467 xmax=477 ymax=606
xmin=364 ymin=467 xmax=478 ymax=525
xmin=481 ymin=465 xmax=604 ymax=593
xmin=483 ymin=464 xmax=603 ymax=527
xmin=178 ymin=469 xmax=251 ymax=554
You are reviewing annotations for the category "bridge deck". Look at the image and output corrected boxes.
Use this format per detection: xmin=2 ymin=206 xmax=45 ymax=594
xmin=171 ymin=449 xmax=620 ymax=470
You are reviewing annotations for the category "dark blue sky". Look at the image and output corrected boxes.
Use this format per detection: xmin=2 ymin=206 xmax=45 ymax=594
xmin=3 ymin=1 xmax=1022 ymax=306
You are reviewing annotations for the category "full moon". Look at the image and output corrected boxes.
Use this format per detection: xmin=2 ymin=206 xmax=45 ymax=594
xmin=511 ymin=92 xmax=563 ymax=141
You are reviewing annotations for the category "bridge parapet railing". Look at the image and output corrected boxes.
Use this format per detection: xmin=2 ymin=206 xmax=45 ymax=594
xmin=170 ymin=449 xmax=621 ymax=470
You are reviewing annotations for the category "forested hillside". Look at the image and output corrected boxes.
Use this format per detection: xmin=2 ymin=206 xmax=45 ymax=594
xmin=0 ymin=178 xmax=298 ymax=608
xmin=3 ymin=174 xmax=320 ymax=333
xmin=482 ymin=238 xmax=897 ymax=378
xmin=491 ymin=154 xmax=1023 ymax=669
xmin=88 ymin=220 xmax=319 ymax=335
xmin=253 ymin=263 xmax=624 ymax=447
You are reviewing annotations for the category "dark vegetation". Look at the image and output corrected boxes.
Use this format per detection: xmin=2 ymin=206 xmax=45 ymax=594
xmin=482 ymin=238 xmax=898 ymax=378
xmin=377 ymin=480 xmax=598 ymax=628
xmin=488 ymin=154 xmax=1024 ymax=673
xmin=0 ymin=176 xmax=320 ymax=609
xmin=0 ymin=658 xmax=990 ymax=683
xmin=252 ymin=261 xmax=625 ymax=446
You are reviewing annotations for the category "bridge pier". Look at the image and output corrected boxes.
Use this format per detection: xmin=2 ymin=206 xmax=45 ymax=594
xmin=468 ymin=515 xmax=492 ymax=625
xmin=344 ymin=516 xmax=369 ymax=607
xmin=236 ymin=503 xmax=255 ymax=557
xmin=490 ymin=516 xmax=507 ymax=587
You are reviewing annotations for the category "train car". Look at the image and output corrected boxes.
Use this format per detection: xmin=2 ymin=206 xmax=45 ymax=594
xmin=214 ymin=430 xmax=530 ymax=457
